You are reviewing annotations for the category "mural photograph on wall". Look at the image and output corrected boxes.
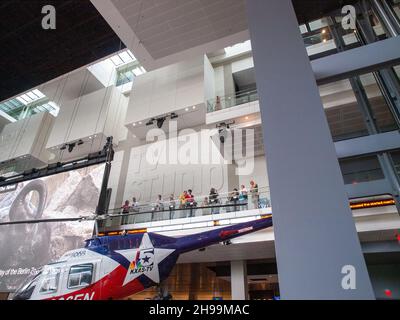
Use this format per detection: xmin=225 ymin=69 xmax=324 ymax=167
xmin=0 ymin=164 xmax=105 ymax=292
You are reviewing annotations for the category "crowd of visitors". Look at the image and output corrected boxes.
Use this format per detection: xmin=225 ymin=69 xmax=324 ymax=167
xmin=120 ymin=180 xmax=261 ymax=219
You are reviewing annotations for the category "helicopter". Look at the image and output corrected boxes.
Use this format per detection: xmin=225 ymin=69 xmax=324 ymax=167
xmin=9 ymin=215 xmax=272 ymax=300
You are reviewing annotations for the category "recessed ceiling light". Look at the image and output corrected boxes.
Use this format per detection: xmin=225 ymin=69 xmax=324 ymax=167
xmin=139 ymin=122 xmax=142 ymax=124
xmin=185 ymin=108 xmax=189 ymax=111
xmin=245 ymin=116 xmax=249 ymax=120
xmin=192 ymin=106 xmax=196 ymax=109
xmin=133 ymin=123 xmax=136 ymax=126
xmin=321 ymin=29 xmax=326 ymax=34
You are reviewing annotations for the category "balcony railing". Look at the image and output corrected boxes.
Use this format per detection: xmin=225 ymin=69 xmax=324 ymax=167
xmin=207 ymin=89 xmax=258 ymax=113
xmin=98 ymin=187 xmax=271 ymax=229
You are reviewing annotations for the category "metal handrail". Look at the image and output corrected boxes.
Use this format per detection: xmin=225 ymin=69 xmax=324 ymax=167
xmin=100 ymin=188 xmax=271 ymax=227
xmin=109 ymin=186 xmax=270 ymax=214
xmin=207 ymin=89 xmax=258 ymax=113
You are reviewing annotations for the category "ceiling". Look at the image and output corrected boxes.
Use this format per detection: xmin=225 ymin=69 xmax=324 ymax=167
xmin=0 ymin=0 xmax=124 ymax=102
xmin=91 ymin=0 xmax=358 ymax=70
xmin=1 ymin=0 xmax=358 ymax=102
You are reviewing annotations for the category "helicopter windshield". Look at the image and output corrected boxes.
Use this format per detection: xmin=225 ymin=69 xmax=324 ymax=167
xmin=9 ymin=270 xmax=42 ymax=300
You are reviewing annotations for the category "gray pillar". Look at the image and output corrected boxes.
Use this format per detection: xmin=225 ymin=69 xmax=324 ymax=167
xmin=230 ymin=260 xmax=248 ymax=300
xmin=246 ymin=0 xmax=374 ymax=299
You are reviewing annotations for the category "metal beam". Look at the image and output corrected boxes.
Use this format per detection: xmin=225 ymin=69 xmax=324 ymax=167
xmin=335 ymin=131 xmax=400 ymax=159
xmin=312 ymin=36 xmax=400 ymax=85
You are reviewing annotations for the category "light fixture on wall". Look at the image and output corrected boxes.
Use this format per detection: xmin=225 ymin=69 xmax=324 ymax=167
xmin=145 ymin=113 xmax=179 ymax=129
xmin=216 ymin=121 xmax=235 ymax=144
xmin=156 ymin=117 xmax=166 ymax=129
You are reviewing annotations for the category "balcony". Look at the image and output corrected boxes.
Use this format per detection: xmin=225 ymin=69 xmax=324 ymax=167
xmin=207 ymin=89 xmax=259 ymax=113
xmin=98 ymin=187 xmax=271 ymax=233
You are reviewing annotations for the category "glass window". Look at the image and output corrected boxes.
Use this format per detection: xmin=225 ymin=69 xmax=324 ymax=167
xmin=308 ymin=18 xmax=329 ymax=31
xmin=68 ymin=264 xmax=93 ymax=289
xmin=390 ymin=0 xmax=400 ymax=21
xmin=299 ymin=24 xmax=308 ymax=34
xmin=390 ymin=150 xmax=400 ymax=178
xmin=339 ymin=156 xmax=384 ymax=184
xmin=319 ymin=79 xmax=369 ymax=141
xmin=39 ymin=268 xmax=60 ymax=294
xmin=359 ymin=73 xmax=398 ymax=133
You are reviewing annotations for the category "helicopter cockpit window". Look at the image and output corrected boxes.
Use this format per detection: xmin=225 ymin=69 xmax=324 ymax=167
xmin=68 ymin=264 xmax=93 ymax=289
xmin=10 ymin=270 xmax=42 ymax=300
xmin=39 ymin=268 xmax=61 ymax=294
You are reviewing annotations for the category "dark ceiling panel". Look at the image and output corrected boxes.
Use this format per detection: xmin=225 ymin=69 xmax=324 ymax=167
xmin=0 ymin=0 xmax=358 ymax=102
xmin=293 ymin=0 xmax=359 ymax=24
xmin=0 ymin=0 xmax=125 ymax=101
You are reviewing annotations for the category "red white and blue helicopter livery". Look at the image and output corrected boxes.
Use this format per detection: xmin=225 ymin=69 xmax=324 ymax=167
xmin=11 ymin=216 xmax=272 ymax=300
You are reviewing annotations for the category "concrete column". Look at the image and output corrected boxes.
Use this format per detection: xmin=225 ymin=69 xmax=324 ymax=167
xmin=246 ymin=0 xmax=374 ymax=299
xmin=230 ymin=260 xmax=248 ymax=300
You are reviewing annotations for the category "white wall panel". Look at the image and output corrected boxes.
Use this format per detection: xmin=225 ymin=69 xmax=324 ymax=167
xmin=125 ymin=55 xmax=212 ymax=128
xmin=0 ymin=112 xmax=54 ymax=167
xmin=46 ymin=86 xmax=128 ymax=161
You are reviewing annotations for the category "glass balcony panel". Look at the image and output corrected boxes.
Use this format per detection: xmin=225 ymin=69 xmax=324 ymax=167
xmin=390 ymin=0 xmax=400 ymax=21
xmin=339 ymin=155 xmax=385 ymax=184
xmin=320 ymin=79 xmax=370 ymax=142
xmin=99 ymin=188 xmax=271 ymax=229
xmin=359 ymin=73 xmax=398 ymax=133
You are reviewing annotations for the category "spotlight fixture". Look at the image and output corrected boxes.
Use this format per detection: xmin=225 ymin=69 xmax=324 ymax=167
xmin=68 ymin=142 xmax=76 ymax=153
xmin=216 ymin=121 xmax=235 ymax=144
xmin=157 ymin=117 xmax=166 ymax=129
xmin=170 ymin=112 xmax=178 ymax=119
xmin=146 ymin=119 xmax=155 ymax=126
xmin=146 ymin=113 xmax=179 ymax=128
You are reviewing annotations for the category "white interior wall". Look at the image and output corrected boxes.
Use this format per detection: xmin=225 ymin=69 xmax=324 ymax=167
xmin=214 ymin=66 xmax=225 ymax=97
xmin=124 ymin=56 xmax=207 ymax=126
xmin=203 ymin=55 xmax=216 ymax=102
xmin=238 ymin=155 xmax=269 ymax=189
xmin=108 ymin=130 xmax=230 ymax=208
xmin=38 ymin=68 xmax=104 ymax=104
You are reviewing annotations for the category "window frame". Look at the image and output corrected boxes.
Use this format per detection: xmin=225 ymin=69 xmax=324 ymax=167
xmin=67 ymin=263 xmax=94 ymax=290
xmin=39 ymin=267 xmax=61 ymax=295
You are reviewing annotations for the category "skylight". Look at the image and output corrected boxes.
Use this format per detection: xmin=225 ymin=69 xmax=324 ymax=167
xmin=224 ymin=40 xmax=252 ymax=56
xmin=16 ymin=89 xmax=46 ymax=105
xmin=0 ymin=89 xmax=59 ymax=120
xmin=132 ymin=66 xmax=146 ymax=76
xmin=109 ymin=50 xmax=136 ymax=67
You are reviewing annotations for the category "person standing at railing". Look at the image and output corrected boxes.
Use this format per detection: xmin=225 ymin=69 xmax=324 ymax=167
xmin=121 ymin=200 xmax=130 ymax=213
xmin=131 ymin=197 xmax=139 ymax=210
xmin=250 ymin=180 xmax=259 ymax=209
xmin=239 ymin=185 xmax=248 ymax=210
xmin=168 ymin=194 xmax=176 ymax=219
xmin=231 ymin=188 xmax=240 ymax=212
xmin=187 ymin=189 xmax=197 ymax=206
xmin=128 ymin=197 xmax=140 ymax=224
xmin=179 ymin=191 xmax=187 ymax=209
xmin=201 ymin=196 xmax=210 ymax=216
xmin=121 ymin=200 xmax=130 ymax=225
xmin=215 ymin=96 xmax=221 ymax=111
xmin=155 ymin=194 xmax=164 ymax=211
xmin=186 ymin=189 xmax=197 ymax=217
xmin=151 ymin=195 xmax=164 ymax=221
xmin=209 ymin=188 xmax=220 ymax=214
